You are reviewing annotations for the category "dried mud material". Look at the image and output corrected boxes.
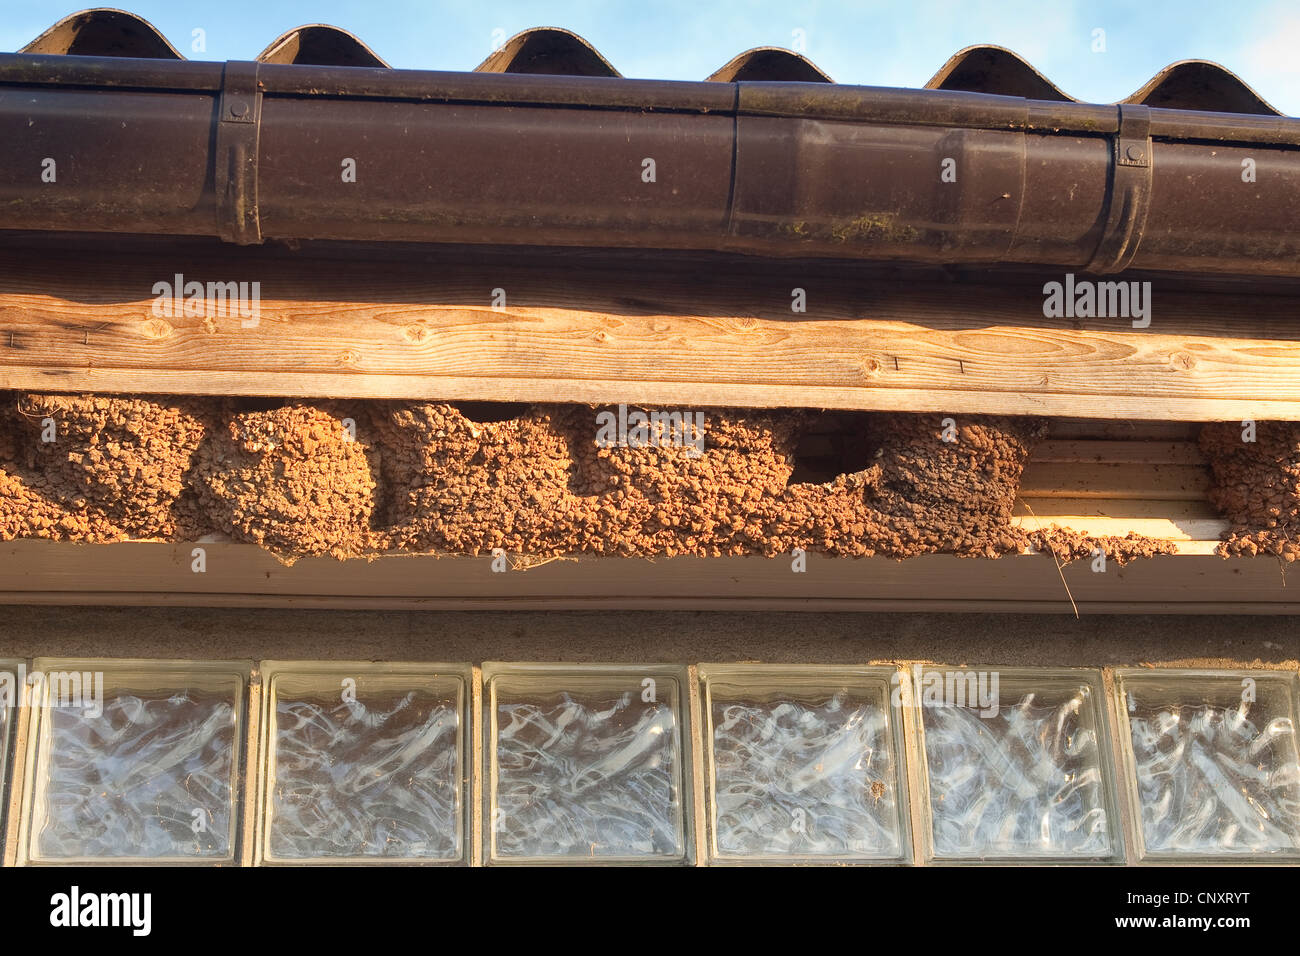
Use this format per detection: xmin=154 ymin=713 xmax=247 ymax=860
xmin=911 ymin=666 xmax=1123 ymax=863
xmin=256 ymin=662 xmax=471 ymax=865
xmin=698 ymin=664 xmax=911 ymax=864
xmin=1201 ymin=421 xmax=1300 ymax=561
xmin=1113 ymin=669 xmax=1300 ymax=860
xmin=481 ymin=663 xmax=692 ymax=865
xmin=17 ymin=659 xmax=250 ymax=865
xmin=195 ymin=402 xmax=380 ymax=558
xmin=373 ymin=401 xmax=579 ymax=556
xmin=1 ymin=390 xmax=1295 ymax=564
xmin=1024 ymin=527 xmax=1178 ymax=566
xmin=0 ymin=393 xmax=217 ymax=542
xmin=770 ymin=411 xmax=1044 ymax=559
xmin=0 ymin=391 xmax=1050 ymax=561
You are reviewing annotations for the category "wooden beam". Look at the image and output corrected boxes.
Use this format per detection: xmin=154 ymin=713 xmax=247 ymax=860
xmin=0 ymin=540 xmax=1290 ymax=614
xmin=2 ymin=247 xmax=1300 ymax=419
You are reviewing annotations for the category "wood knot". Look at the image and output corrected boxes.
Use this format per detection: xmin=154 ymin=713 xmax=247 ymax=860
xmin=141 ymin=318 xmax=173 ymax=339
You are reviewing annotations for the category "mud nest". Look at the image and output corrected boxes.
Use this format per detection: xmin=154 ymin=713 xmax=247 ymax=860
xmin=0 ymin=393 xmax=215 ymax=540
xmin=1200 ymin=421 xmax=1300 ymax=561
xmin=195 ymin=402 xmax=380 ymax=558
xmin=769 ymin=412 xmax=1044 ymax=558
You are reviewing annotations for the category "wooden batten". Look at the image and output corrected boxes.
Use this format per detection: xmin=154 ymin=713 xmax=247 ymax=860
xmin=0 ymin=246 xmax=1298 ymax=420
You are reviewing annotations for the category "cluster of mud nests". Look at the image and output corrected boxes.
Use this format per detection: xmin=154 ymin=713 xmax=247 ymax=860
xmin=0 ymin=392 xmax=1278 ymax=564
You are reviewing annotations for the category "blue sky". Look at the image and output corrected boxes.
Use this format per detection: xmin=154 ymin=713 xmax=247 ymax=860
xmin=4 ymin=1 xmax=1299 ymax=112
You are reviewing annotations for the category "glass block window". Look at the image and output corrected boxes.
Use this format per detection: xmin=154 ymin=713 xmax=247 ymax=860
xmin=700 ymin=664 xmax=911 ymax=864
xmin=20 ymin=659 xmax=249 ymax=864
xmin=258 ymin=662 xmax=469 ymax=864
xmin=483 ymin=664 xmax=691 ymax=864
xmin=1114 ymin=668 xmax=1300 ymax=860
xmin=914 ymin=666 xmax=1122 ymax=862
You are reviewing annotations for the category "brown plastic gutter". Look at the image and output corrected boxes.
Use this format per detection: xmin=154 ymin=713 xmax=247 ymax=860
xmin=2 ymin=53 xmax=1299 ymax=276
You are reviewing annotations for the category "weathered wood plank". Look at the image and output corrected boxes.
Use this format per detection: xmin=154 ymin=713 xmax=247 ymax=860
xmin=1 ymin=247 xmax=1300 ymax=419
xmin=1014 ymin=497 xmax=1220 ymax=521
xmin=1032 ymin=440 xmax=1205 ymax=466
xmin=1045 ymin=420 xmax=1202 ymax=440
xmin=1019 ymin=462 xmax=1210 ymax=499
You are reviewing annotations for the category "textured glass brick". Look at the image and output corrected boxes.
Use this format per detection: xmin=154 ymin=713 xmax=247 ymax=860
xmin=21 ymin=659 xmax=248 ymax=864
xmin=484 ymin=664 xmax=691 ymax=864
xmin=700 ymin=664 xmax=911 ymax=863
xmin=1115 ymin=668 xmax=1300 ymax=860
xmin=258 ymin=662 xmax=469 ymax=864
xmin=914 ymin=667 xmax=1121 ymax=862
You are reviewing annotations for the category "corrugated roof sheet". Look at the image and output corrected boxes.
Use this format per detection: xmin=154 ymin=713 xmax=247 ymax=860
xmin=15 ymin=7 xmax=1287 ymax=116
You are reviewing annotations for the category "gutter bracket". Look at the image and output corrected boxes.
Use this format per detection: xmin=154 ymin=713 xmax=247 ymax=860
xmin=1085 ymin=104 xmax=1152 ymax=274
xmin=216 ymin=61 xmax=263 ymax=245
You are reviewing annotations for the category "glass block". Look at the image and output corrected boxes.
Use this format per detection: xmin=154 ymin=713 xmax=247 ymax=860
xmin=913 ymin=666 xmax=1122 ymax=863
xmin=0 ymin=660 xmax=18 ymax=836
xmin=258 ymin=662 xmax=470 ymax=865
xmin=483 ymin=663 xmax=692 ymax=865
xmin=19 ymin=659 xmax=249 ymax=865
xmin=1114 ymin=668 xmax=1300 ymax=861
xmin=699 ymin=664 xmax=911 ymax=864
